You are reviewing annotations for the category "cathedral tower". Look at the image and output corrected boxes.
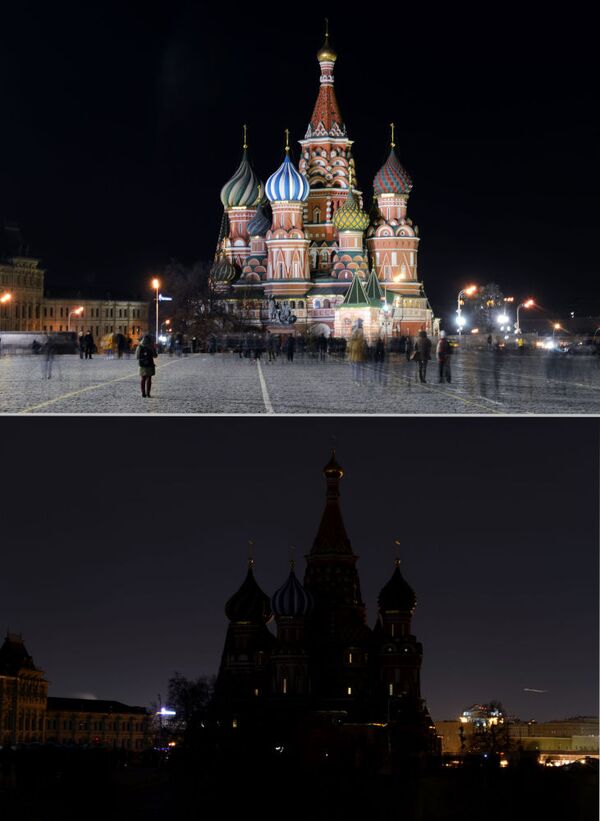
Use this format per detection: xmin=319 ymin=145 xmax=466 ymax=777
xmin=218 ymin=125 xmax=263 ymax=270
xmin=264 ymin=132 xmax=311 ymax=297
xmin=366 ymin=124 xmax=421 ymax=294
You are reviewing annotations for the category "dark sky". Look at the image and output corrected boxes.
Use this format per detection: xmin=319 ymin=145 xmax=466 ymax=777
xmin=0 ymin=2 xmax=598 ymax=318
xmin=0 ymin=416 xmax=597 ymax=722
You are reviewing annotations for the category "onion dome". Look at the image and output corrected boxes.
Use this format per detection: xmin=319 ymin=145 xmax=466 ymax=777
xmin=210 ymin=256 xmax=238 ymax=284
xmin=247 ymin=201 xmax=272 ymax=237
xmin=317 ymin=25 xmax=337 ymax=63
xmin=225 ymin=564 xmax=272 ymax=623
xmin=220 ymin=146 xmax=263 ymax=209
xmin=266 ymin=152 xmax=310 ymax=203
xmin=272 ymin=567 xmax=313 ymax=617
xmin=333 ymin=191 xmax=369 ymax=232
xmin=374 ymin=148 xmax=412 ymax=196
xmin=378 ymin=563 xmax=417 ymax=613
xmin=323 ymin=450 xmax=343 ymax=481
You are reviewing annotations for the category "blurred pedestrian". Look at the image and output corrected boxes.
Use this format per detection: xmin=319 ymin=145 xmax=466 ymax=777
xmin=137 ymin=334 xmax=157 ymax=397
xmin=405 ymin=335 xmax=414 ymax=362
xmin=413 ymin=329 xmax=432 ymax=383
xmin=286 ymin=334 xmax=295 ymax=363
xmin=78 ymin=332 xmax=85 ymax=359
xmin=436 ymin=330 xmax=452 ymax=383
xmin=348 ymin=325 xmax=366 ymax=384
xmin=84 ymin=331 xmax=94 ymax=359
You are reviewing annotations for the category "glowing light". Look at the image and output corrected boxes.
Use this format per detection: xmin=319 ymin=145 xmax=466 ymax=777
xmin=497 ymin=314 xmax=509 ymax=324
xmin=471 ymin=328 xmax=479 ymax=334
xmin=158 ymin=707 xmax=176 ymax=716
xmin=151 ymin=278 xmax=160 ymax=290
xmin=0 ymin=293 xmax=12 ymax=303
xmin=500 ymin=759 xmax=509 ymax=768
xmin=524 ymin=299 xmax=535 ymax=308
xmin=465 ymin=285 xmax=477 ymax=295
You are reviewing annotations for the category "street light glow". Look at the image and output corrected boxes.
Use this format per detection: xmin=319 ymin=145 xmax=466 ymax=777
xmin=151 ymin=278 xmax=160 ymax=290
xmin=465 ymin=285 xmax=477 ymax=295
xmin=524 ymin=299 xmax=535 ymax=308
xmin=0 ymin=293 xmax=12 ymax=303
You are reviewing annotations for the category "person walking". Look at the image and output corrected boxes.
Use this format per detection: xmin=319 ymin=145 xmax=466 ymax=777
xmin=413 ymin=329 xmax=432 ymax=384
xmin=405 ymin=334 xmax=414 ymax=362
xmin=436 ymin=330 xmax=452 ymax=383
xmin=136 ymin=334 xmax=157 ymax=397
xmin=348 ymin=325 xmax=366 ymax=384
xmin=374 ymin=336 xmax=387 ymax=385
xmin=78 ymin=332 xmax=85 ymax=359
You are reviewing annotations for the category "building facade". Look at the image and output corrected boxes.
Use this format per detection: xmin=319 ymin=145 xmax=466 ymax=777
xmin=211 ymin=31 xmax=437 ymax=341
xmin=46 ymin=697 xmax=150 ymax=750
xmin=0 ymin=633 xmax=150 ymax=749
xmin=0 ymin=223 xmax=148 ymax=340
xmin=212 ymin=453 xmax=438 ymax=768
xmin=0 ymin=634 xmax=48 ymax=746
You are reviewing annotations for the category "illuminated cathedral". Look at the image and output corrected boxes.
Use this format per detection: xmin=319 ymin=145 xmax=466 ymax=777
xmin=211 ymin=26 xmax=437 ymax=341
xmin=212 ymin=453 xmax=438 ymax=770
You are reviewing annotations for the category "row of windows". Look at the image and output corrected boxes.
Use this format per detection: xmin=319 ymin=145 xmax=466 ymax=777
xmin=44 ymin=306 xmax=143 ymax=319
xmin=42 ymin=325 xmax=143 ymax=335
xmin=46 ymin=718 xmax=145 ymax=732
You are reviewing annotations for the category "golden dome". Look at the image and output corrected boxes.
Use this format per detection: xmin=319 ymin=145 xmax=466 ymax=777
xmin=317 ymin=37 xmax=337 ymax=62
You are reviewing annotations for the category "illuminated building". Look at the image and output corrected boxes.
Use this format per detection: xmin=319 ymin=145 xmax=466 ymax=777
xmin=0 ymin=633 xmax=48 ymax=745
xmin=0 ymin=222 xmax=149 ymax=340
xmin=0 ymin=632 xmax=149 ymax=750
xmin=213 ymin=453 xmax=438 ymax=768
xmin=211 ymin=28 xmax=437 ymax=340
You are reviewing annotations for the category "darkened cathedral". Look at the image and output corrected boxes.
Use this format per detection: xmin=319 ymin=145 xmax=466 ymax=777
xmin=212 ymin=454 xmax=438 ymax=770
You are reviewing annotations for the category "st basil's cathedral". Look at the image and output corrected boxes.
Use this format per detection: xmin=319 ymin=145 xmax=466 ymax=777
xmin=211 ymin=453 xmax=438 ymax=769
xmin=211 ymin=26 xmax=438 ymax=341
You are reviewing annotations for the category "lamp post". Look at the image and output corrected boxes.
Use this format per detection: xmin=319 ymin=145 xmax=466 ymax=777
xmin=552 ymin=323 xmax=561 ymax=343
xmin=0 ymin=292 xmax=12 ymax=335
xmin=515 ymin=299 xmax=534 ymax=335
xmin=151 ymin=278 xmax=160 ymax=342
xmin=456 ymin=285 xmax=477 ymax=336
xmin=68 ymin=306 xmax=84 ymax=332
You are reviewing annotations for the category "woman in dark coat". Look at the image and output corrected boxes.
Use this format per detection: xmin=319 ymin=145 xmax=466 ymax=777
xmin=136 ymin=334 xmax=157 ymax=397
xmin=413 ymin=329 xmax=432 ymax=384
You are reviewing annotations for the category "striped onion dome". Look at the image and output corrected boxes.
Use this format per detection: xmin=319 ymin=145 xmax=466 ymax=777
xmin=272 ymin=567 xmax=313 ymax=618
xmin=373 ymin=148 xmax=413 ymax=196
xmin=378 ymin=563 xmax=417 ymax=614
xmin=247 ymin=201 xmax=272 ymax=237
xmin=220 ymin=149 xmax=263 ymax=209
xmin=265 ymin=153 xmax=310 ymax=203
xmin=225 ymin=564 xmax=272 ymax=623
xmin=210 ymin=256 xmax=238 ymax=283
xmin=333 ymin=191 xmax=369 ymax=232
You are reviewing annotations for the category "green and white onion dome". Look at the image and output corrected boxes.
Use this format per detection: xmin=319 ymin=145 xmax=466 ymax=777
xmin=210 ymin=256 xmax=238 ymax=284
xmin=220 ymin=149 xmax=263 ymax=209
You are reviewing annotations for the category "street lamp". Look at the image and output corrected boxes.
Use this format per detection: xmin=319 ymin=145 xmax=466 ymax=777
xmin=151 ymin=278 xmax=160 ymax=342
xmin=552 ymin=323 xmax=561 ymax=342
xmin=515 ymin=299 xmax=534 ymax=335
xmin=456 ymin=285 xmax=477 ymax=335
xmin=68 ymin=306 xmax=84 ymax=332
xmin=0 ymin=293 xmax=12 ymax=303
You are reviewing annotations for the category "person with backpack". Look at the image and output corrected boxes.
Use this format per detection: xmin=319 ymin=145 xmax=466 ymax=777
xmin=136 ymin=334 xmax=157 ymax=397
xmin=436 ymin=330 xmax=452 ymax=383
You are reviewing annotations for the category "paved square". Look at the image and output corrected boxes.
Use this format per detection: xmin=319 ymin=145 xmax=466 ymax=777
xmin=0 ymin=351 xmax=598 ymax=415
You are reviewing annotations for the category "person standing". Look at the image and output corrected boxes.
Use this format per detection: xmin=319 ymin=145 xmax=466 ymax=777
xmin=78 ymin=333 xmax=85 ymax=359
xmin=286 ymin=334 xmax=295 ymax=363
xmin=436 ymin=330 xmax=452 ymax=383
xmin=413 ymin=329 xmax=432 ymax=384
xmin=84 ymin=331 xmax=94 ymax=359
xmin=348 ymin=326 xmax=366 ymax=384
xmin=136 ymin=334 xmax=157 ymax=397
xmin=405 ymin=334 xmax=414 ymax=362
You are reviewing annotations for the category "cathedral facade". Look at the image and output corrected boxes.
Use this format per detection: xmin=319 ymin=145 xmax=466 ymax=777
xmin=213 ymin=454 xmax=438 ymax=769
xmin=211 ymin=30 xmax=437 ymax=342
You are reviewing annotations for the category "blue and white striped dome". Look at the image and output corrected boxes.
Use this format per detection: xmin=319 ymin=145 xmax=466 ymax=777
xmin=271 ymin=568 xmax=313 ymax=618
xmin=265 ymin=153 xmax=310 ymax=203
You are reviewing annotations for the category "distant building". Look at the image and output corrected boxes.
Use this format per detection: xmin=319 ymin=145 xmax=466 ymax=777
xmin=437 ymin=713 xmax=599 ymax=764
xmin=46 ymin=697 xmax=150 ymax=750
xmin=0 ymin=222 xmax=149 ymax=340
xmin=212 ymin=452 xmax=439 ymax=769
xmin=0 ymin=633 xmax=48 ymax=746
xmin=0 ymin=632 xmax=150 ymax=750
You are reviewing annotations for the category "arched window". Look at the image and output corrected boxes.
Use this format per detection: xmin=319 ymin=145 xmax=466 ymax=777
xmin=323 ymin=299 xmax=331 ymax=309
xmin=298 ymin=301 xmax=304 ymax=309
xmin=313 ymin=207 xmax=321 ymax=223
xmin=290 ymin=301 xmax=296 ymax=309
xmin=314 ymin=300 xmax=321 ymax=309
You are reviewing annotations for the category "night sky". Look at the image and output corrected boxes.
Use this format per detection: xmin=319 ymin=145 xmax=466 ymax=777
xmin=0 ymin=416 xmax=597 ymax=722
xmin=1 ymin=2 xmax=598 ymax=318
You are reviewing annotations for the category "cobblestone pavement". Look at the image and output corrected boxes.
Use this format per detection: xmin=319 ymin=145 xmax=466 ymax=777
xmin=0 ymin=350 xmax=598 ymax=414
